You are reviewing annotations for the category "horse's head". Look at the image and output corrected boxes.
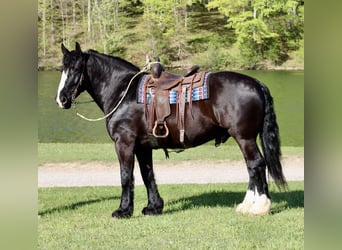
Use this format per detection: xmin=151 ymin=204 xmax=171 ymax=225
xmin=55 ymin=42 xmax=86 ymax=109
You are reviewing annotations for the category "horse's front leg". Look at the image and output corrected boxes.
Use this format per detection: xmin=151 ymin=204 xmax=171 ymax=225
xmin=136 ymin=146 xmax=164 ymax=215
xmin=112 ymin=141 xmax=135 ymax=219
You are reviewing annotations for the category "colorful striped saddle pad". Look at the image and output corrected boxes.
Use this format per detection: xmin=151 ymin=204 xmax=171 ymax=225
xmin=137 ymin=72 xmax=211 ymax=104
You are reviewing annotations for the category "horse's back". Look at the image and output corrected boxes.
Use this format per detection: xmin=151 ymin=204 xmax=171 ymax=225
xmin=209 ymin=71 xmax=264 ymax=92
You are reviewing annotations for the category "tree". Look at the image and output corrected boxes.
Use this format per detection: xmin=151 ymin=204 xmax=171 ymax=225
xmin=207 ymin=0 xmax=304 ymax=68
xmin=37 ymin=0 xmax=303 ymax=70
xmin=141 ymin=0 xmax=195 ymax=63
xmin=38 ymin=0 xmax=47 ymax=57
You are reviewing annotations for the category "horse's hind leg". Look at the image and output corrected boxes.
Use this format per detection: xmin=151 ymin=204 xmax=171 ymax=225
xmin=136 ymin=147 xmax=164 ymax=215
xmin=235 ymin=138 xmax=271 ymax=215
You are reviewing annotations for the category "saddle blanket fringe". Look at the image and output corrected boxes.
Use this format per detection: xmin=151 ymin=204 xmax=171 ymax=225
xmin=137 ymin=72 xmax=211 ymax=104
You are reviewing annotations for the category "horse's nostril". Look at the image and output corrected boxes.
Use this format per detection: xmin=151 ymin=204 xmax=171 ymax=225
xmin=60 ymin=95 xmax=67 ymax=104
xmin=56 ymin=94 xmax=68 ymax=108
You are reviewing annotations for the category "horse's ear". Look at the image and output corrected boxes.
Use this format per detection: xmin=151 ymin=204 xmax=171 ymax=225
xmin=61 ymin=43 xmax=69 ymax=55
xmin=75 ymin=42 xmax=82 ymax=53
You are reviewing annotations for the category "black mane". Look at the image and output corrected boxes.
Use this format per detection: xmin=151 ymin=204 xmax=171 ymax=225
xmin=85 ymin=49 xmax=140 ymax=73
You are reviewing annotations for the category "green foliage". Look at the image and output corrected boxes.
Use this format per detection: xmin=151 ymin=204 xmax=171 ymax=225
xmin=37 ymin=0 xmax=304 ymax=70
xmin=207 ymin=0 xmax=304 ymax=69
xmin=140 ymin=0 xmax=196 ymax=62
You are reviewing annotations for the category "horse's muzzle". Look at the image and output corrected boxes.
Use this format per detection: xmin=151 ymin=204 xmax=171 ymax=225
xmin=56 ymin=94 xmax=71 ymax=109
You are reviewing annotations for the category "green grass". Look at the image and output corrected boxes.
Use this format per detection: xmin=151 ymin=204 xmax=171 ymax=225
xmin=38 ymin=143 xmax=304 ymax=165
xmin=38 ymin=143 xmax=304 ymax=248
xmin=38 ymin=182 xmax=304 ymax=249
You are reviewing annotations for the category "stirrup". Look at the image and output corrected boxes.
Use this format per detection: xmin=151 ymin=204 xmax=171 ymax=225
xmin=152 ymin=121 xmax=169 ymax=138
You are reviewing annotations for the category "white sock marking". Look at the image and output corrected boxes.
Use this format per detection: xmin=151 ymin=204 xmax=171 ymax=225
xmin=251 ymin=188 xmax=271 ymax=215
xmin=236 ymin=189 xmax=255 ymax=213
xmin=244 ymin=189 xmax=255 ymax=204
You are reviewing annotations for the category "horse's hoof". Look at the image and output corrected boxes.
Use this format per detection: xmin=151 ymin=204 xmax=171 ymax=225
xmin=236 ymin=201 xmax=253 ymax=214
xmin=112 ymin=208 xmax=133 ymax=219
xmin=142 ymin=206 xmax=163 ymax=216
xmin=142 ymin=205 xmax=163 ymax=216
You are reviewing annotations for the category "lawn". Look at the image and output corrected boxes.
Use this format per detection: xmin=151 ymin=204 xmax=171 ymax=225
xmin=38 ymin=182 xmax=304 ymax=249
xmin=38 ymin=143 xmax=304 ymax=165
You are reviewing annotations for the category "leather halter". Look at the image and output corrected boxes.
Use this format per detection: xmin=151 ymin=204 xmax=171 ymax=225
xmin=71 ymin=60 xmax=86 ymax=103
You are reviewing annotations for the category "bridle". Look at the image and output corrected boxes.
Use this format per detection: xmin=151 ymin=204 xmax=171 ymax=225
xmin=71 ymin=59 xmax=87 ymax=103
xmin=72 ymin=62 xmax=158 ymax=122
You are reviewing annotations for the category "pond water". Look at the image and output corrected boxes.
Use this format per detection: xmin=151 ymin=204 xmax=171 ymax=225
xmin=38 ymin=70 xmax=304 ymax=146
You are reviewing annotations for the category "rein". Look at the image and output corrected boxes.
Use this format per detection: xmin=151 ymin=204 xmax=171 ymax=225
xmin=73 ymin=62 xmax=159 ymax=122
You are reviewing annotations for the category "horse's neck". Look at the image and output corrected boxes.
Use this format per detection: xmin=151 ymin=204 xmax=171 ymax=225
xmin=86 ymin=58 xmax=138 ymax=113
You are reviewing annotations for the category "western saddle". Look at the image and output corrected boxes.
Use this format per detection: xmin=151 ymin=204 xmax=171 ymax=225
xmin=143 ymin=62 xmax=207 ymax=143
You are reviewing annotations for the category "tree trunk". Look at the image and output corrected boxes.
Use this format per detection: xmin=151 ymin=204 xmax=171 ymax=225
xmin=50 ymin=0 xmax=55 ymax=44
xmin=59 ymin=0 xmax=66 ymax=44
xmin=73 ymin=1 xmax=76 ymax=26
xmin=253 ymin=6 xmax=257 ymax=42
xmin=88 ymin=0 xmax=91 ymax=33
xmin=42 ymin=0 xmax=46 ymax=57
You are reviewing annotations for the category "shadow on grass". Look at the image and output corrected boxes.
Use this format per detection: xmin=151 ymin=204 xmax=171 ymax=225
xmin=164 ymin=190 xmax=304 ymax=215
xmin=38 ymin=189 xmax=304 ymax=217
xmin=38 ymin=196 xmax=120 ymax=217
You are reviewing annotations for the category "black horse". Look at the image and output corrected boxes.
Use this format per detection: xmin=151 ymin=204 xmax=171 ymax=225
xmin=55 ymin=42 xmax=286 ymax=218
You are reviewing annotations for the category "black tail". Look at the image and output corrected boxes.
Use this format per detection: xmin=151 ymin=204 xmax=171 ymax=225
xmin=260 ymin=84 xmax=287 ymax=190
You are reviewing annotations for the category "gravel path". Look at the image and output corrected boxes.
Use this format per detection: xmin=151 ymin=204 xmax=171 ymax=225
xmin=38 ymin=156 xmax=304 ymax=187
